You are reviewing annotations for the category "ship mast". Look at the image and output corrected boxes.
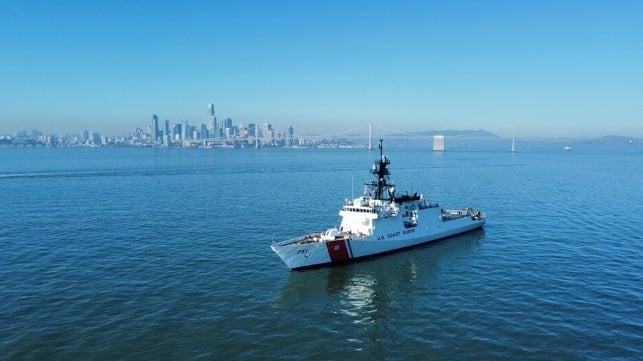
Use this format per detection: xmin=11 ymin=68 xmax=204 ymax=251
xmin=368 ymin=139 xmax=394 ymax=200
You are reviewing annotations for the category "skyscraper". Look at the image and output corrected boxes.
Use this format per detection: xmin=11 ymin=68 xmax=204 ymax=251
xmin=152 ymin=114 xmax=159 ymax=141
xmin=208 ymin=103 xmax=217 ymax=137
xmin=200 ymin=124 xmax=209 ymax=139
xmin=224 ymin=117 xmax=232 ymax=130
xmin=173 ymin=123 xmax=182 ymax=141
xmin=286 ymin=125 xmax=294 ymax=147
xmin=182 ymin=120 xmax=188 ymax=140
xmin=262 ymin=123 xmax=273 ymax=144
xmin=164 ymin=120 xmax=170 ymax=138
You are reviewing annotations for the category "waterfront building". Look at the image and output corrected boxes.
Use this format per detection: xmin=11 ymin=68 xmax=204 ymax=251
xmin=226 ymin=126 xmax=239 ymax=139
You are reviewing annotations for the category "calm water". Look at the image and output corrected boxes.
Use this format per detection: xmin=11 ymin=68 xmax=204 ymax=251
xmin=1 ymin=141 xmax=642 ymax=360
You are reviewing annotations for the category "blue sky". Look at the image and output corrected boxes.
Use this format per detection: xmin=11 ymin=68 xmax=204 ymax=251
xmin=1 ymin=0 xmax=641 ymax=138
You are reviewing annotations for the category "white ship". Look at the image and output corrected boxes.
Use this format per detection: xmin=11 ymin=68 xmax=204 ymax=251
xmin=271 ymin=140 xmax=485 ymax=270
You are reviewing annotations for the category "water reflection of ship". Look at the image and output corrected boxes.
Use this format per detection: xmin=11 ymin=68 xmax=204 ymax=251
xmin=274 ymin=228 xmax=485 ymax=309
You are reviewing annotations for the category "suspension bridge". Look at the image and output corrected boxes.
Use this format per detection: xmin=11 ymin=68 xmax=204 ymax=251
xmin=291 ymin=122 xmax=492 ymax=146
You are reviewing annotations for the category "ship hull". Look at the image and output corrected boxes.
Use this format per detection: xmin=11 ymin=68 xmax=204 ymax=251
xmin=271 ymin=139 xmax=486 ymax=270
xmin=271 ymin=213 xmax=484 ymax=270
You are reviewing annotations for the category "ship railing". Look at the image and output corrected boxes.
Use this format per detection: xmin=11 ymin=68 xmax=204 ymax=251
xmin=342 ymin=206 xmax=377 ymax=213
xmin=419 ymin=202 xmax=439 ymax=209
xmin=277 ymin=233 xmax=325 ymax=246
xmin=440 ymin=209 xmax=467 ymax=221
xmin=440 ymin=207 xmax=485 ymax=222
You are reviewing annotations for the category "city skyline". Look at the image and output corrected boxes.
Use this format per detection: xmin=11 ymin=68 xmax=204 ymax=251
xmin=1 ymin=1 xmax=642 ymax=138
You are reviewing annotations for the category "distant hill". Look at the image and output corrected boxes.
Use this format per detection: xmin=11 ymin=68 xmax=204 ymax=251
xmin=409 ymin=129 xmax=500 ymax=138
xmin=593 ymin=135 xmax=640 ymax=142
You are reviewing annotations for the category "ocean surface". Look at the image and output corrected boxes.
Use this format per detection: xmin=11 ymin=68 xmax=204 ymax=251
xmin=1 ymin=140 xmax=642 ymax=360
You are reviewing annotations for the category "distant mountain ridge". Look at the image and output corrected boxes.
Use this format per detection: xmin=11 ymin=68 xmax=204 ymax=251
xmin=594 ymin=135 xmax=640 ymax=142
xmin=407 ymin=129 xmax=499 ymax=138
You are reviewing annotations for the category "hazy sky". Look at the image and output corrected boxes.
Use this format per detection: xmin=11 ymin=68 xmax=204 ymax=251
xmin=1 ymin=0 xmax=641 ymax=138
